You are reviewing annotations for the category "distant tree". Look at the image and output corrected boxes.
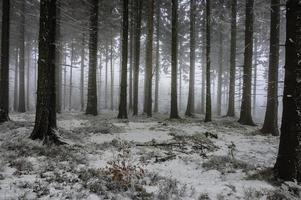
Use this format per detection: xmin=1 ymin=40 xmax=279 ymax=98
xmin=238 ymin=0 xmax=255 ymax=125
xmin=200 ymin=8 xmax=206 ymax=115
xmin=144 ymin=0 xmax=154 ymax=117
xmin=69 ymin=41 xmax=74 ymax=111
xmin=274 ymin=0 xmax=301 ymax=181
xmin=226 ymin=0 xmax=237 ymax=117
xmin=261 ymin=0 xmax=280 ymax=136
xmin=86 ymin=0 xmax=99 ymax=116
xmin=30 ymin=0 xmax=64 ymax=144
xmin=117 ymin=0 xmax=129 ymax=119
xmin=18 ymin=0 xmax=26 ymax=113
xmin=204 ymin=0 xmax=212 ymax=122
xmin=80 ymin=33 xmax=85 ymax=111
xmin=110 ymin=32 xmax=114 ymax=110
xmin=154 ymin=0 xmax=160 ymax=113
xmin=0 ymin=0 xmax=10 ymax=123
xmin=185 ymin=0 xmax=196 ymax=117
xmin=133 ymin=0 xmax=142 ymax=116
xmin=170 ymin=0 xmax=180 ymax=119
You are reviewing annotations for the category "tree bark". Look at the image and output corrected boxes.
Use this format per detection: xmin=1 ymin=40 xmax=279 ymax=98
xmin=0 ymin=0 xmax=10 ymax=123
xmin=133 ymin=0 xmax=142 ymax=116
xmin=200 ymin=10 xmax=206 ymax=115
xmin=30 ymin=0 xmax=64 ymax=145
xmin=274 ymin=0 xmax=301 ymax=181
xmin=110 ymin=33 xmax=114 ymax=110
xmin=86 ymin=0 xmax=99 ymax=116
xmin=144 ymin=0 xmax=154 ymax=117
xmin=227 ymin=0 xmax=237 ymax=117
xmin=18 ymin=0 xmax=26 ymax=113
xmin=252 ymin=37 xmax=258 ymax=116
xmin=185 ymin=0 xmax=196 ymax=117
xmin=14 ymin=48 xmax=19 ymax=112
xmin=204 ymin=0 xmax=212 ymax=122
xmin=238 ymin=0 xmax=255 ymax=126
xmin=154 ymin=0 xmax=160 ymax=113
xmin=261 ymin=0 xmax=280 ymax=136
xmin=170 ymin=0 xmax=179 ymax=119
xmin=55 ymin=0 xmax=62 ymax=113
xmin=216 ymin=20 xmax=223 ymax=116
xmin=117 ymin=0 xmax=129 ymax=119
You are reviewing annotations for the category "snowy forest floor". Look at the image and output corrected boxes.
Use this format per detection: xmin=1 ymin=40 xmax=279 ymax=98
xmin=0 ymin=112 xmax=301 ymax=200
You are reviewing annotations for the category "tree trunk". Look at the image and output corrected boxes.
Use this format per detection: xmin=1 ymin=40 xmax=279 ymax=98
xmin=274 ymin=0 xmax=301 ymax=181
xmin=261 ymin=0 xmax=280 ymax=136
xmin=80 ymin=33 xmax=85 ymax=111
xmin=185 ymin=0 xmax=196 ymax=117
xmin=14 ymin=48 xmax=19 ymax=111
xmin=69 ymin=41 xmax=74 ymax=111
xmin=86 ymin=0 xmax=99 ymax=116
xmin=63 ymin=52 xmax=67 ymax=110
xmin=204 ymin=0 xmax=212 ymax=122
xmin=227 ymin=0 xmax=237 ymax=117
xmin=217 ymin=20 xmax=223 ymax=116
xmin=26 ymin=42 xmax=31 ymax=111
xmin=252 ymin=37 xmax=258 ymax=116
xmin=110 ymin=33 xmax=114 ymax=110
xmin=18 ymin=0 xmax=26 ymax=113
xmin=200 ymin=11 xmax=206 ymax=115
xmin=129 ymin=0 xmax=134 ymax=112
xmin=0 ymin=0 xmax=10 ymax=123
xmin=117 ymin=0 xmax=129 ymax=119
xmin=238 ymin=0 xmax=255 ymax=126
xmin=170 ymin=0 xmax=179 ymax=119
xmin=105 ymin=42 xmax=109 ymax=109
xmin=133 ymin=0 xmax=142 ymax=116
xmin=55 ymin=0 xmax=62 ymax=113
xmin=30 ymin=0 xmax=64 ymax=145
xmin=154 ymin=0 xmax=160 ymax=113
xmin=144 ymin=0 xmax=154 ymax=117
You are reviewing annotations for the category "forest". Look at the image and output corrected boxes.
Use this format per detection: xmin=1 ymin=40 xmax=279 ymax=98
xmin=0 ymin=0 xmax=301 ymax=199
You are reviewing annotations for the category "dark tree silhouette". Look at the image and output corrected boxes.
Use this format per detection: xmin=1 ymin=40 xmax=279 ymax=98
xmin=204 ymin=0 xmax=212 ymax=122
xmin=238 ymin=0 xmax=255 ymax=126
xmin=261 ymin=0 xmax=280 ymax=136
xmin=185 ymin=0 xmax=196 ymax=117
xmin=144 ymin=0 xmax=154 ymax=117
xmin=117 ymin=0 xmax=129 ymax=119
xmin=30 ymin=0 xmax=64 ymax=145
xmin=0 ymin=0 xmax=10 ymax=123
xmin=170 ymin=0 xmax=180 ymax=119
xmin=274 ymin=0 xmax=301 ymax=182
xmin=227 ymin=0 xmax=237 ymax=117
xmin=154 ymin=0 xmax=160 ymax=113
xmin=55 ymin=0 xmax=62 ymax=113
xmin=133 ymin=0 xmax=142 ymax=116
xmin=86 ymin=0 xmax=99 ymax=116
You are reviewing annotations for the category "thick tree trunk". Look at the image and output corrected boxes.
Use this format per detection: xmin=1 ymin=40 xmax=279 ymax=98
xmin=117 ymin=0 xmax=129 ymax=119
xmin=170 ymin=0 xmax=179 ymax=119
xmin=144 ymin=0 xmax=154 ymax=117
xmin=0 ymin=0 xmax=10 ymax=123
xmin=133 ymin=0 xmax=142 ymax=116
xmin=261 ymin=0 xmax=280 ymax=136
xmin=55 ymin=0 xmax=62 ymax=113
xmin=154 ymin=0 xmax=160 ymax=113
xmin=80 ymin=33 xmax=85 ymax=111
xmin=274 ymin=0 xmax=301 ymax=181
xmin=14 ymin=48 xmax=19 ymax=111
xmin=238 ymin=0 xmax=255 ymax=125
xmin=129 ymin=0 xmax=134 ymax=112
xmin=18 ymin=0 xmax=26 ymax=113
xmin=185 ymin=0 xmax=196 ymax=117
xmin=227 ymin=0 xmax=237 ymax=117
xmin=204 ymin=0 xmax=212 ymax=122
xmin=30 ymin=0 xmax=64 ymax=145
xmin=86 ymin=0 xmax=99 ymax=116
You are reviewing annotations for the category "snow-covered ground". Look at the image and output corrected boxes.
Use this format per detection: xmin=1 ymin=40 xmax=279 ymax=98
xmin=0 ymin=112 xmax=300 ymax=200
